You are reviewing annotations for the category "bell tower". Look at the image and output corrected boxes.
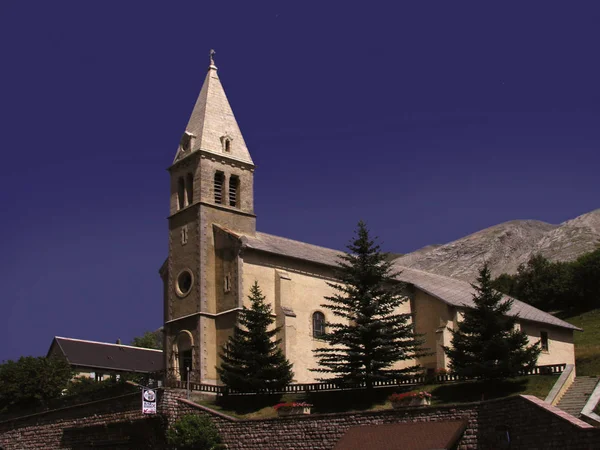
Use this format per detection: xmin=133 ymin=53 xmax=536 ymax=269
xmin=161 ymin=50 xmax=256 ymax=384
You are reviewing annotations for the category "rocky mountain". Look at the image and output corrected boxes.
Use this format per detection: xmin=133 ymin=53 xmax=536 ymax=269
xmin=395 ymin=209 xmax=600 ymax=282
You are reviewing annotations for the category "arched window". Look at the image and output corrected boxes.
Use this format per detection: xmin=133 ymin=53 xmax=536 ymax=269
xmin=214 ymin=172 xmax=224 ymax=204
xmin=177 ymin=177 xmax=185 ymax=210
xmin=220 ymin=135 xmax=232 ymax=153
xmin=229 ymin=175 xmax=239 ymax=207
xmin=313 ymin=311 xmax=325 ymax=338
xmin=186 ymin=173 xmax=194 ymax=205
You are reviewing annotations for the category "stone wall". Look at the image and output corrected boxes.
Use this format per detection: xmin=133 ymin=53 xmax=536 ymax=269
xmin=163 ymin=390 xmax=600 ymax=450
xmin=0 ymin=392 xmax=166 ymax=450
xmin=2 ymin=389 xmax=600 ymax=449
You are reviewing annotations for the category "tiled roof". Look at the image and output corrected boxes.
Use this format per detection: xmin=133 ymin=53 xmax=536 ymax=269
xmin=238 ymin=231 xmax=580 ymax=331
xmin=49 ymin=337 xmax=164 ymax=373
xmin=334 ymin=420 xmax=468 ymax=450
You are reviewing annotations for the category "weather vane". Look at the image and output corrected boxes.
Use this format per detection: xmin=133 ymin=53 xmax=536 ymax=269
xmin=210 ymin=49 xmax=216 ymax=66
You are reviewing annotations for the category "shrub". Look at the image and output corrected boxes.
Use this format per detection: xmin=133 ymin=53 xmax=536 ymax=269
xmin=166 ymin=414 xmax=222 ymax=450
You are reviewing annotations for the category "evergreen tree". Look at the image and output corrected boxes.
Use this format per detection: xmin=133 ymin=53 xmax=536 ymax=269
xmin=444 ymin=264 xmax=541 ymax=380
xmin=312 ymin=221 xmax=425 ymax=389
xmin=217 ymin=281 xmax=293 ymax=392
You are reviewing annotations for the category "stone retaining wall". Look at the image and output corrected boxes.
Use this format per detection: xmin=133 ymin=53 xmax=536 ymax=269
xmin=0 ymin=392 xmax=166 ymax=450
xmin=2 ymin=389 xmax=600 ymax=449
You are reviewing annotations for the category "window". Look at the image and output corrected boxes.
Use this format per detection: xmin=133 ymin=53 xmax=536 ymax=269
xmin=224 ymin=274 xmax=231 ymax=293
xmin=220 ymin=135 xmax=232 ymax=153
xmin=181 ymin=225 xmax=188 ymax=245
xmin=177 ymin=177 xmax=185 ymax=210
xmin=229 ymin=175 xmax=239 ymax=207
xmin=312 ymin=311 xmax=325 ymax=338
xmin=176 ymin=269 xmax=193 ymax=297
xmin=186 ymin=173 xmax=194 ymax=205
xmin=214 ymin=172 xmax=224 ymax=204
xmin=540 ymin=331 xmax=549 ymax=352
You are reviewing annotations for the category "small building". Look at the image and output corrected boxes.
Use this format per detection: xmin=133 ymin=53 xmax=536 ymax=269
xmin=47 ymin=337 xmax=164 ymax=383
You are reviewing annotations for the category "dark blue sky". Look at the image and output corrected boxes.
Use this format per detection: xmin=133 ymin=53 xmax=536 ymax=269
xmin=1 ymin=1 xmax=599 ymax=362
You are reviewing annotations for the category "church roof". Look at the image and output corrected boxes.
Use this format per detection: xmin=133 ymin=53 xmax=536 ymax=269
xmin=173 ymin=51 xmax=253 ymax=165
xmin=238 ymin=231 xmax=580 ymax=331
xmin=49 ymin=337 xmax=164 ymax=373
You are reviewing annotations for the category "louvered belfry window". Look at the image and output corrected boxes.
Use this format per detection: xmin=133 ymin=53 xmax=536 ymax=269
xmin=229 ymin=175 xmax=239 ymax=207
xmin=177 ymin=177 xmax=185 ymax=210
xmin=214 ymin=172 xmax=224 ymax=204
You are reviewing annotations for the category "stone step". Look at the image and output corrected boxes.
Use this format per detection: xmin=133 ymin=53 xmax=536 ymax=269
xmin=556 ymin=376 xmax=600 ymax=418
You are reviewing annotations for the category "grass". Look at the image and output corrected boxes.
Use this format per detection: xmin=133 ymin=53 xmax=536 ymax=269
xmin=559 ymin=308 xmax=600 ymax=376
xmin=193 ymin=375 xmax=558 ymax=420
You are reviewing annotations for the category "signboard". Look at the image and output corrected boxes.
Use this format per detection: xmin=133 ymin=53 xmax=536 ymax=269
xmin=142 ymin=388 xmax=157 ymax=414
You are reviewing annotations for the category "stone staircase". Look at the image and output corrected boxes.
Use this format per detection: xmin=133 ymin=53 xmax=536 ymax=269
xmin=556 ymin=376 xmax=600 ymax=417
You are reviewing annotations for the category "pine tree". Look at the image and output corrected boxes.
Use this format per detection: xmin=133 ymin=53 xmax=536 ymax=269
xmin=444 ymin=263 xmax=541 ymax=380
xmin=312 ymin=221 xmax=425 ymax=389
xmin=217 ymin=281 xmax=293 ymax=392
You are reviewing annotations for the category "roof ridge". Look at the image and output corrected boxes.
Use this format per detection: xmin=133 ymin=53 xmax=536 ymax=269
xmin=54 ymin=336 xmax=163 ymax=352
xmin=256 ymin=231 xmax=344 ymax=254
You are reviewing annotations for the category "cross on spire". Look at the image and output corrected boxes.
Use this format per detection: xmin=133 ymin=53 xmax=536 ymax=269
xmin=209 ymin=49 xmax=217 ymax=69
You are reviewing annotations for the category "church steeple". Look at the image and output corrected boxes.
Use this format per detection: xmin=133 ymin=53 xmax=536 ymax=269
xmin=174 ymin=50 xmax=253 ymax=165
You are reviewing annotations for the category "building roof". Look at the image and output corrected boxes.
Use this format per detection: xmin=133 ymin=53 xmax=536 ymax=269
xmin=237 ymin=231 xmax=580 ymax=331
xmin=173 ymin=52 xmax=253 ymax=165
xmin=49 ymin=337 xmax=164 ymax=373
xmin=334 ymin=420 xmax=468 ymax=450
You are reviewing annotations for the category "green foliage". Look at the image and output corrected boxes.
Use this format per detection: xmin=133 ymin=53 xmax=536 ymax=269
xmin=570 ymin=249 xmax=600 ymax=311
xmin=312 ymin=221 xmax=426 ymax=388
xmin=64 ymin=376 xmax=137 ymax=398
xmin=217 ymin=281 xmax=294 ymax=392
xmin=558 ymin=308 xmax=600 ymax=376
xmin=166 ymin=414 xmax=223 ymax=450
xmin=0 ymin=356 xmax=72 ymax=412
xmin=131 ymin=330 xmax=163 ymax=350
xmin=445 ymin=264 xmax=541 ymax=380
xmin=492 ymin=248 xmax=600 ymax=313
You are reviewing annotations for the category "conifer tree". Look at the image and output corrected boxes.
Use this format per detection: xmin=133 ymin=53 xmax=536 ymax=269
xmin=217 ymin=281 xmax=293 ymax=392
xmin=444 ymin=264 xmax=541 ymax=380
xmin=312 ymin=221 xmax=425 ymax=389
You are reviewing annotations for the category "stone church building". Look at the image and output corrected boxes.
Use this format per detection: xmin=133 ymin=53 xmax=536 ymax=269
xmin=160 ymin=55 xmax=578 ymax=385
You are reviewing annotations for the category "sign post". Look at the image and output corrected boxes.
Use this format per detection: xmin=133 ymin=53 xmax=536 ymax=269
xmin=142 ymin=388 xmax=157 ymax=414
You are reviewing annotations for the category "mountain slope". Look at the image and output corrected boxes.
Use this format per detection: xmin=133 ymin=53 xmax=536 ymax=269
xmin=395 ymin=209 xmax=600 ymax=281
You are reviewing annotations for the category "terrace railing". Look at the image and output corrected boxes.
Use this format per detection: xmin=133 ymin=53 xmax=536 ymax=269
xmin=167 ymin=363 xmax=566 ymax=396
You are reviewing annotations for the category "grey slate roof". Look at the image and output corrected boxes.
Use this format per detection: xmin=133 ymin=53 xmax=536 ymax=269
xmin=239 ymin=231 xmax=580 ymax=331
xmin=49 ymin=337 xmax=164 ymax=373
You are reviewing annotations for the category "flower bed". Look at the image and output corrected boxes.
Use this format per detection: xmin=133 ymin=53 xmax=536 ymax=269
xmin=389 ymin=391 xmax=432 ymax=408
xmin=273 ymin=402 xmax=312 ymax=416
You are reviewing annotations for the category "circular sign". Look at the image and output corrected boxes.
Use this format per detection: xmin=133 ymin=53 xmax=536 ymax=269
xmin=143 ymin=389 xmax=156 ymax=402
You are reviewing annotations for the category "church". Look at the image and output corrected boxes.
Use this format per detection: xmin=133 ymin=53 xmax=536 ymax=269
xmin=160 ymin=53 xmax=578 ymax=385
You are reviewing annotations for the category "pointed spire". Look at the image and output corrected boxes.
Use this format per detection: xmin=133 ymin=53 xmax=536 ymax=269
xmin=173 ymin=50 xmax=253 ymax=165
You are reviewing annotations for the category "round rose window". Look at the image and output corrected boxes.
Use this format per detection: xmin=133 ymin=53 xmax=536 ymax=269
xmin=176 ymin=270 xmax=193 ymax=297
